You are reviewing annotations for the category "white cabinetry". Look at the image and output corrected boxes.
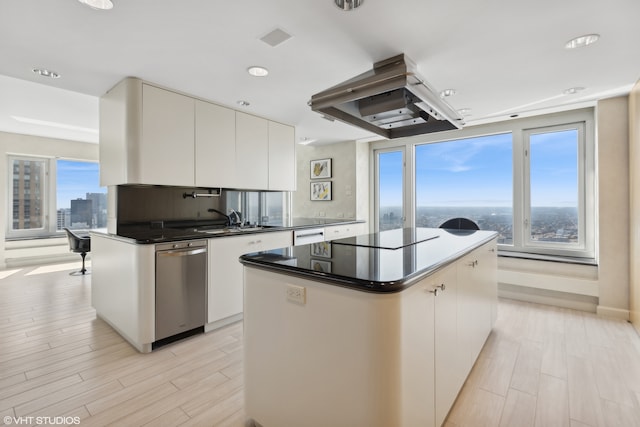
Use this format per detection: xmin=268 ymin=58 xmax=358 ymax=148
xmin=268 ymin=121 xmax=296 ymax=191
xmin=195 ymin=100 xmax=236 ymax=187
xmin=141 ymin=84 xmax=195 ymax=186
xmin=91 ymin=233 xmax=155 ymax=353
xmin=458 ymin=238 xmax=498 ymax=371
xmin=324 ymin=222 xmax=368 ymax=240
xmin=99 ymin=78 xmax=195 ymax=186
xmin=235 ymin=112 xmax=269 ymax=190
xmin=207 ymin=231 xmax=292 ymax=327
xmin=100 ymin=78 xmax=296 ymax=190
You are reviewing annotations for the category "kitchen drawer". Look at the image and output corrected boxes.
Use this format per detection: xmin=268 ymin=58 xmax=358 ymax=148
xmin=324 ymin=223 xmax=367 ymax=241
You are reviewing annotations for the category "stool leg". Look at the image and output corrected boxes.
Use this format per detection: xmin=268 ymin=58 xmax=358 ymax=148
xmin=80 ymin=252 xmax=87 ymax=275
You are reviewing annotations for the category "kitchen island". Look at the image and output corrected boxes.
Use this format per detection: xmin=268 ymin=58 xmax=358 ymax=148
xmin=240 ymin=227 xmax=498 ymax=427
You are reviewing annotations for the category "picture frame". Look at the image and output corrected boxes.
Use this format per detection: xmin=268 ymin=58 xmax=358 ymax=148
xmin=310 ymin=259 xmax=332 ymax=273
xmin=310 ymin=158 xmax=332 ymax=179
xmin=311 ymin=241 xmax=331 ymax=258
xmin=310 ymin=181 xmax=332 ymax=201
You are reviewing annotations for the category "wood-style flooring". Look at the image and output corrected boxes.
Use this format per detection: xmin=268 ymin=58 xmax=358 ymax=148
xmin=1 ymin=263 xmax=639 ymax=426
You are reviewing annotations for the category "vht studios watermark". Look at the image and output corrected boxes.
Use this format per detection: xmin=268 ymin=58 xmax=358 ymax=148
xmin=4 ymin=416 xmax=81 ymax=425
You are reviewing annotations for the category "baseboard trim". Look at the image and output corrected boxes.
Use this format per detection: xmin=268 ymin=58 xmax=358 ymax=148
xmin=596 ymin=305 xmax=630 ymax=321
xmin=498 ymin=282 xmax=598 ymax=313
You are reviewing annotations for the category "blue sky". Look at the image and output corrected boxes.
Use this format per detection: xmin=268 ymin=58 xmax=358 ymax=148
xmin=379 ymin=130 xmax=578 ymax=208
xmin=56 ymin=160 xmax=105 ymax=209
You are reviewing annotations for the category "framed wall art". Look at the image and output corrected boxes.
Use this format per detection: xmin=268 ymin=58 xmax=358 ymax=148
xmin=310 ymin=259 xmax=331 ymax=273
xmin=311 ymin=241 xmax=331 ymax=258
xmin=310 ymin=181 xmax=332 ymax=201
xmin=310 ymin=158 xmax=332 ymax=179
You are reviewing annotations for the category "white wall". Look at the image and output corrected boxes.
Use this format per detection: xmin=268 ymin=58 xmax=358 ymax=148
xmin=630 ymin=81 xmax=640 ymax=332
xmin=595 ymin=96 xmax=630 ymax=318
xmin=0 ymin=131 xmax=99 ymax=268
xmin=293 ymin=141 xmax=369 ymax=221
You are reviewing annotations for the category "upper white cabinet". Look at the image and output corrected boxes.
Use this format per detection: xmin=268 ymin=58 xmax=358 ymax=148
xmin=235 ymin=112 xmax=269 ymax=190
xmin=195 ymin=100 xmax=236 ymax=188
xmin=141 ymin=84 xmax=195 ymax=186
xmin=99 ymin=78 xmax=195 ymax=186
xmin=268 ymin=121 xmax=296 ymax=191
xmin=100 ymin=77 xmax=295 ymax=190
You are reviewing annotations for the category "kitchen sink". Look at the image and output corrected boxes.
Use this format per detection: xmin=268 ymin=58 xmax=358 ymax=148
xmin=200 ymin=226 xmax=264 ymax=235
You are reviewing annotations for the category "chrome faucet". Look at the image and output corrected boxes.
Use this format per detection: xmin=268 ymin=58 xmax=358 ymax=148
xmin=229 ymin=209 xmax=243 ymax=227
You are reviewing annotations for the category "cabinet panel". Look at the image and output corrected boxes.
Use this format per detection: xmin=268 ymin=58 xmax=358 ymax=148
xmin=208 ymin=231 xmax=292 ymax=324
xmin=401 ymin=275 xmax=436 ymax=427
xmin=457 ymin=239 xmax=497 ymax=372
xmin=433 ymin=264 xmax=461 ymax=427
xmin=236 ymin=112 xmax=269 ymax=190
xmin=268 ymin=121 xmax=296 ymax=191
xmin=139 ymin=84 xmax=195 ymax=186
xmin=324 ymin=222 xmax=367 ymax=241
xmin=195 ymin=100 xmax=236 ymax=187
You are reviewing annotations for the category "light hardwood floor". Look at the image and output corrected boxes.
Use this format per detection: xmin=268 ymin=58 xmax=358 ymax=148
xmin=1 ymin=263 xmax=640 ymax=426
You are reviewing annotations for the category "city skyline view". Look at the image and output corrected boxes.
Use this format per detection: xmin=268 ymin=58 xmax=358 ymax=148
xmin=378 ymin=129 xmax=581 ymax=245
xmin=56 ymin=160 xmax=105 ymax=210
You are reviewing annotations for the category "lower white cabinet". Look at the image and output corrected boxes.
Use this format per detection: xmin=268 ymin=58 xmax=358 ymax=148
xmin=458 ymin=238 xmax=498 ymax=371
xmin=207 ymin=231 xmax=292 ymax=325
xmin=324 ymin=222 xmax=368 ymax=240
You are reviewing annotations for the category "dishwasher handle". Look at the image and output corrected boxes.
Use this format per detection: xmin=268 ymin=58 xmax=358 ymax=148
xmin=157 ymin=248 xmax=207 ymax=257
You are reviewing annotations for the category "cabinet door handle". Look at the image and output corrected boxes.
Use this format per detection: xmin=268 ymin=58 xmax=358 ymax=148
xmin=437 ymin=283 xmax=446 ymax=291
xmin=428 ymin=288 xmax=439 ymax=296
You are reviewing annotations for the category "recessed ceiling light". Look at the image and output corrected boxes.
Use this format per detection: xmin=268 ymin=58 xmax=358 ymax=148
xmin=237 ymin=100 xmax=250 ymax=107
xmin=565 ymin=34 xmax=600 ymax=49
xmin=77 ymin=0 xmax=114 ymax=10
xmin=335 ymin=0 xmax=363 ymax=11
xmin=32 ymin=68 xmax=60 ymax=79
xmin=458 ymin=108 xmax=472 ymax=116
xmin=247 ymin=66 xmax=269 ymax=77
xmin=440 ymin=89 xmax=456 ymax=98
xmin=563 ymin=87 xmax=586 ymax=95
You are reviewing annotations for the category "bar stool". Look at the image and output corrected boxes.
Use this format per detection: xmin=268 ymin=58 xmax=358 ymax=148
xmin=63 ymin=228 xmax=91 ymax=275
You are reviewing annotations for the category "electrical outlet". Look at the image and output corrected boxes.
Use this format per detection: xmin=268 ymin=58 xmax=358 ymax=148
xmin=286 ymin=284 xmax=306 ymax=304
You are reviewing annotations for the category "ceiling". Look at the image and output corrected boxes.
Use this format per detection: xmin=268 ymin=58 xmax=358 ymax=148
xmin=1 ymin=0 xmax=639 ymax=145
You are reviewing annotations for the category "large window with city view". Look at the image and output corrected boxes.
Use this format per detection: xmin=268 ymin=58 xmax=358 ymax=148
xmin=7 ymin=156 xmax=106 ymax=239
xmin=373 ymin=110 xmax=595 ymax=260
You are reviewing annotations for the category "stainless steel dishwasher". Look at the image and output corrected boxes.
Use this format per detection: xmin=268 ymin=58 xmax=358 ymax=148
xmin=155 ymin=240 xmax=207 ymax=345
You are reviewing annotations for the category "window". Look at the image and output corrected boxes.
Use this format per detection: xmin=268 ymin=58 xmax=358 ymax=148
xmin=7 ymin=156 xmax=106 ymax=239
xmin=9 ymin=157 xmax=47 ymax=234
xmin=371 ymin=108 xmax=595 ymax=261
xmin=375 ymin=148 xmax=406 ymax=231
xmin=415 ymin=133 xmax=513 ymax=244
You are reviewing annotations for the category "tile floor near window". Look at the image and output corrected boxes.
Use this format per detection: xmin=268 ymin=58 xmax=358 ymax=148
xmin=1 ymin=263 xmax=639 ymax=427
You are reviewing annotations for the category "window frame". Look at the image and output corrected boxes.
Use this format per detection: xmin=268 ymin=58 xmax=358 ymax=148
xmin=373 ymin=146 xmax=410 ymax=232
xmin=520 ymin=122 xmax=593 ymax=258
xmin=6 ymin=155 xmax=106 ymax=240
xmin=370 ymin=107 xmax=596 ymax=262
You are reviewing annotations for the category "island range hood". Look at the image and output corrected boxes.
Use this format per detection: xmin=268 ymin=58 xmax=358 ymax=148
xmin=309 ymin=54 xmax=464 ymax=139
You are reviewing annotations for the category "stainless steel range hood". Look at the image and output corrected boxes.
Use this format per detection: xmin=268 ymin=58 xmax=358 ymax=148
xmin=309 ymin=54 xmax=464 ymax=139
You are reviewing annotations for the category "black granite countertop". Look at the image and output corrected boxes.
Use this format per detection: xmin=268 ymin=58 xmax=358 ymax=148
xmin=240 ymin=227 xmax=498 ymax=293
xmin=93 ymin=218 xmax=365 ymax=244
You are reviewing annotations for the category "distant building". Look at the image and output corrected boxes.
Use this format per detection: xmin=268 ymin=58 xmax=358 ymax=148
xmin=71 ymin=198 xmax=92 ymax=228
xmin=11 ymin=159 xmax=44 ymax=230
xmin=86 ymin=192 xmax=107 ymax=228
xmin=57 ymin=208 xmax=71 ymax=230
